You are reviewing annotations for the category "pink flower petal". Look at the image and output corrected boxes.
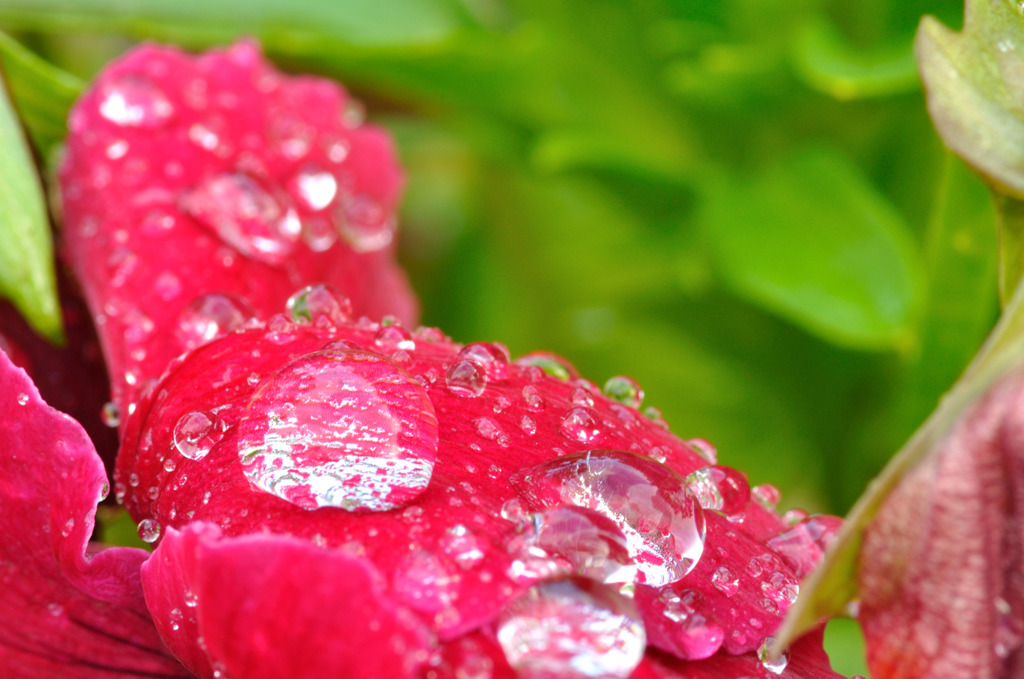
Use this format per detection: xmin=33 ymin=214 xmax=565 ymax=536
xmin=142 ymin=523 xmax=435 ymax=679
xmin=859 ymin=371 xmax=1024 ymax=678
xmin=0 ymin=350 xmax=187 ymax=677
xmin=59 ymin=41 xmax=416 ymax=415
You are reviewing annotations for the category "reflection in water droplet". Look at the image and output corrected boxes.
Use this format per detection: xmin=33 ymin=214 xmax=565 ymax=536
xmin=16 ymin=393 xmax=29 ymax=406
xmin=758 ymin=638 xmax=788 ymax=675
xmin=173 ymin=411 xmax=223 ymax=460
xmin=98 ymin=74 xmax=174 ymax=128
xmin=286 ymin=284 xmax=353 ymax=326
xmin=766 ymin=514 xmax=842 ymax=577
xmin=441 ymin=524 xmax=487 ymax=569
xmin=522 ymin=385 xmax=545 ymax=411
xmin=176 ymin=293 xmax=252 ymax=350
xmin=508 ymin=506 xmax=637 ymax=588
xmin=510 ymin=450 xmax=706 ymax=586
xmin=337 ymin=194 xmax=395 ymax=252
xmin=602 ymin=376 xmax=644 ymax=409
xmin=237 ymin=348 xmax=437 ymax=511
xmin=497 ymin=578 xmax=645 ymax=679
xmin=515 ymin=353 xmax=577 ymax=381
xmin=559 ymin=408 xmax=601 ymax=444
xmin=101 ymin=401 xmax=121 ymax=428
xmin=752 ymin=484 xmax=781 ymax=510
xmin=138 ymin=518 xmax=162 ymax=543
xmin=446 ymin=360 xmax=487 ymax=398
xmin=181 ymin=172 xmax=300 ymax=264
xmin=684 ymin=465 xmax=750 ymax=516
xmin=657 ymin=589 xmax=725 ymax=659
xmin=289 ymin=166 xmax=338 ymax=211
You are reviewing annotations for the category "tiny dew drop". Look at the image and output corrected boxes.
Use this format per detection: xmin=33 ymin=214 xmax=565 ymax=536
xmin=559 ymin=408 xmax=602 ymax=444
xmin=758 ymin=638 xmax=788 ymax=675
xmin=173 ymin=411 xmax=223 ymax=460
xmin=752 ymin=484 xmax=782 ymax=510
xmin=138 ymin=518 xmax=162 ymax=543
xmin=497 ymin=578 xmax=645 ymax=679
xmin=288 ymin=165 xmax=338 ymax=211
xmin=102 ymin=401 xmax=121 ymax=428
xmin=602 ymin=376 xmax=644 ymax=409
xmin=16 ymin=393 xmax=28 ymax=406
xmin=446 ymin=360 xmax=487 ymax=398
xmin=684 ymin=465 xmax=750 ymax=517
xmin=286 ymin=284 xmax=353 ymax=326
xmin=176 ymin=293 xmax=252 ymax=350
xmin=515 ymin=352 xmax=577 ymax=381
xmin=336 ymin=194 xmax=395 ymax=252
xmin=98 ymin=73 xmax=174 ymax=128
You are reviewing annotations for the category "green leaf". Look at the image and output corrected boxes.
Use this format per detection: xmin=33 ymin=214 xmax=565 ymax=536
xmin=700 ymin=147 xmax=924 ymax=350
xmin=791 ymin=17 xmax=920 ymax=100
xmin=774 ymin=266 xmax=1024 ymax=653
xmin=0 ymin=0 xmax=470 ymax=47
xmin=0 ymin=30 xmax=83 ymax=158
xmin=0 ymin=69 xmax=62 ymax=343
xmin=916 ymin=1 xmax=1024 ymax=300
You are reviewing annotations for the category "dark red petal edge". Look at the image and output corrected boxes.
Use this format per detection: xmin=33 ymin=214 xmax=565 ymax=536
xmin=0 ymin=350 xmax=189 ymax=678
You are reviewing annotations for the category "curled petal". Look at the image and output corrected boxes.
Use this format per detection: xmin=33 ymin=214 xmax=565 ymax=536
xmin=0 ymin=350 xmax=186 ymax=677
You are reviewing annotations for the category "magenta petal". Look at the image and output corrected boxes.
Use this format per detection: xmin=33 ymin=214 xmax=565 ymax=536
xmin=60 ymin=41 xmax=417 ymax=414
xmin=143 ymin=523 xmax=436 ymax=679
xmin=0 ymin=350 xmax=187 ymax=677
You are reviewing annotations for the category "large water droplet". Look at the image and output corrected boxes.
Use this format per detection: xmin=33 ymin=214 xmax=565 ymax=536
xmin=510 ymin=450 xmax=706 ymax=586
xmin=337 ymin=194 xmax=395 ymax=252
xmin=181 ymin=172 xmax=301 ymax=264
xmin=173 ymin=411 xmax=223 ymax=460
xmin=98 ymin=74 xmax=174 ymax=128
xmin=237 ymin=348 xmax=437 ymax=511
xmin=176 ymin=293 xmax=253 ymax=350
xmin=684 ymin=465 xmax=750 ymax=517
xmin=459 ymin=342 xmax=510 ymax=379
xmin=758 ymin=638 xmax=788 ymax=675
xmin=286 ymin=284 xmax=353 ymax=326
xmin=497 ymin=578 xmax=645 ymax=679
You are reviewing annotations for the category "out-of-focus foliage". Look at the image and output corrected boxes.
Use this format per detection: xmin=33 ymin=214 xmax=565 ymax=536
xmin=0 ymin=2 xmax=998 ymax=672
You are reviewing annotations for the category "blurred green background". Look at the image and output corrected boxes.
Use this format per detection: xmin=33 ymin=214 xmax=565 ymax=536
xmin=0 ymin=1 xmax=999 ymax=674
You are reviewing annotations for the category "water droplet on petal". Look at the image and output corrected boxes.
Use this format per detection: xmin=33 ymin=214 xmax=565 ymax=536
xmin=515 ymin=352 xmax=577 ymax=381
xmin=657 ymin=589 xmax=725 ymax=659
xmin=101 ymin=401 xmax=121 ymax=428
xmin=509 ymin=507 xmax=637 ymax=587
xmin=375 ymin=325 xmax=416 ymax=351
xmin=473 ymin=417 xmax=504 ymax=441
xmin=176 ymin=293 xmax=253 ymax=350
xmin=511 ymin=450 xmax=706 ymax=586
xmin=16 ymin=393 xmax=28 ymax=406
xmin=393 ymin=550 xmax=459 ymax=614
xmin=766 ymin=514 xmax=842 ymax=576
xmin=560 ymin=408 xmax=601 ymax=444
xmin=446 ymin=360 xmax=487 ymax=398
xmin=752 ymin=484 xmax=781 ymax=510
xmin=173 ymin=411 xmax=223 ymax=460
xmin=286 ymin=284 xmax=353 ymax=326
xmin=685 ymin=465 xmax=750 ymax=516
xmin=61 ymin=518 xmax=75 ymax=537
xmin=138 ymin=518 xmax=161 ymax=543
xmin=497 ymin=578 xmax=645 ymax=679
xmin=758 ymin=638 xmax=788 ymax=675
xmin=522 ymin=385 xmax=545 ymax=411
xmin=602 ymin=376 xmax=644 ymax=409
xmin=459 ymin=342 xmax=510 ymax=379
xmin=995 ymin=597 xmax=1024 ymax=658
xmin=711 ymin=565 xmax=739 ymax=596
xmin=761 ymin=571 xmax=799 ymax=611
xmin=237 ymin=348 xmax=437 ymax=511
xmin=441 ymin=525 xmax=487 ymax=569
xmin=181 ymin=172 xmax=300 ymax=264
xmin=337 ymin=194 xmax=395 ymax=252
xmin=288 ymin=166 xmax=338 ymax=211
xmin=98 ymin=73 xmax=174 ymax=128
xmin=520 ymin=415 xmax=537 ymax=436
xmin=570 ymin=387 xmax=595 ymax=408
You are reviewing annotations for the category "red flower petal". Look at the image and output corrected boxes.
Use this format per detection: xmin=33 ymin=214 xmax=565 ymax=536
xmin=143 ymin=523 xmax=435 ymax=679
xmin=859 ymin=371 xmax=1024 ymax=678
xmin=0 ymin=350 xmax=187 ymax=677
xmin=59 ymin=41 xmax=416 ymax=415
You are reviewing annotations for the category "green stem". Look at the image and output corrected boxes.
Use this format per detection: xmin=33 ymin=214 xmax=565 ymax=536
xmin=997 ymin=194 xmax=1024 ymax=307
